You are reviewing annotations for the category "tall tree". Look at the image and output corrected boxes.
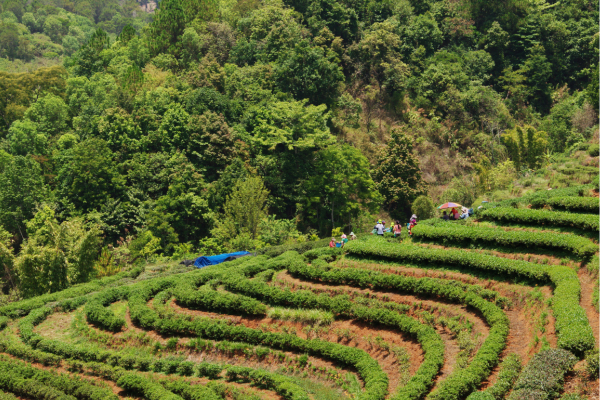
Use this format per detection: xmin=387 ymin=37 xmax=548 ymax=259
xmin=373 ymin=129 xmax=426 ymax=217
xmin=212 ymin=175 xmax=269 ymax=242
xmin=0 ymin=156 xmax=47 ymax=239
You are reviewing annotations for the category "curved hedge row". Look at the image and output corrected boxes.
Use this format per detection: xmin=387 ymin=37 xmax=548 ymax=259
xmin=0 ymin=356 xmax=117 ymax=400
xmin=466 ymin=353 xmax=521 ymax=400
xmin=411 ymin=223 xmax=596 ymax=258
xmin=222 ymin=266 xmax=442 ymax=400
xmin=13 ymin=298 xmax=309 ymax=400
xmin=284 ymin=261 xmax=509 ymax=400
xmin=117 ymin=373 xmax=182 ymax=400
xmin=531 ymin=196 xmax=600 ymax=213
xmin=479 ymin=207 xmax=599 ymax=233
xmin=173 ymin=284 xmax=267 ymax=316
xmin=0 ymin=266 xmax=143 ymax=318
xmin=83 ymin=287 xmax=129 ymax=332
xmin=345 ymin=239 xmax=595 ymax=355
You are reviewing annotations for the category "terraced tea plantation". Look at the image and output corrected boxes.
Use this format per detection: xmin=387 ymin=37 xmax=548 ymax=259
xmin=0 ymin=186 xmax=598 ymax=400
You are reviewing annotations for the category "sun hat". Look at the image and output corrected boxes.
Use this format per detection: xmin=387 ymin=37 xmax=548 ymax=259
xmin=341 ymin=234 xmax=347 ymax=239
xmin=350 ymin=232 xmax=355 ymax=236
xmin=331 ymin=237 xmax=335 ymax=240
xmin=411 ymin=214 xmax=417 ymax=219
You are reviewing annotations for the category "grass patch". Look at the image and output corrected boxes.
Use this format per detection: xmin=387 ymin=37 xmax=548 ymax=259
xmin=267 ymin=307 xmax=334 ymax=326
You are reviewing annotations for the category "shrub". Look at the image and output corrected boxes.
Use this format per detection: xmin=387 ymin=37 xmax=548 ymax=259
xmin=412 ymin=195 xmax=436 ymax=220
xmin=588 ymin=143 xmax=599 ymax=157
xmin=508 ymin=349 xmax=577 ymax=400
xmin=585 ymin=348 xmax=599 ymax=379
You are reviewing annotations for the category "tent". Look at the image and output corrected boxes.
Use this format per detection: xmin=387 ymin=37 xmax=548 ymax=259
xmin=193 ymin=251 xmax=252 ymax=268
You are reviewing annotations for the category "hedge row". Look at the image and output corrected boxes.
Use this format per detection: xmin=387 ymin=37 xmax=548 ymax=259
xmin=508 ymin=349 xmax=577 ymax=400
xmin=412 ymin=223 xmax=597 ymax=258
xmin=0 ymin=391 xmax=18 ymax=399
xmin=0 ymin=338 xmax=62 ymax=366
xmin=173 ymin=284 xmax=267 ymax=316
xmin=117 ymin=373 xmax=182 ymax=400
xmin=531 ymin=196 xmax=600 ymax=213
xmin=152 ymin=313 xmax=388 ymax=399
xmin=0 ymin=317 xmax=7 ymax=331
xmin=83 ymin=287 xmax=129 ymax=332
xmin=218 ymin=366 xmax=309 ymax=400
xmin=345 ymin=239 xmax=595 ymax=355
xmin=466 ymin=353 xmax=521 ymax=400
xmin=159 ymin=379 xmax=223 ymax=400
xmin=283 ymin=261 xmax=509 ymax=400
xmin=0 ymin=367 xmax=74 ymax=400
xmin=479 ymin=207 xmax=599 ymax=233
xmin=0 ymin=356 xmax=117 ymax=400
xmin=220 ymin=266 xmax=441 ymax=400
xmin=13 ymin=262 xmax=374 ymax=400
xmin=0 ymin=266 xmax=143 ymax=318
xmin=13 ymin=300 xmax=307 ymax=400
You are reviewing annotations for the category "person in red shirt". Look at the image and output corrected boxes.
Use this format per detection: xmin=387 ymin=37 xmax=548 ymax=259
xmin=329 ymin=237 xmax=337 ymax=247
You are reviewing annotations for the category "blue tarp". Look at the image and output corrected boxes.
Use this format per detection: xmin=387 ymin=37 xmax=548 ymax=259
xmin=194 ymin=251 xmax=252 ymax=268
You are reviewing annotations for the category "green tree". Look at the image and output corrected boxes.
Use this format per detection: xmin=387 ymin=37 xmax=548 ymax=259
xmin=0 ymin=226 xmax=15 ymax=294
xmin=23 ymin=94 xmax=69 ymax=137
xmin=302 ymin=144 xmax=381 ymax=233
xmin=373 ymin=129 xmax=426 ymax=216
xmin=187 ymin=111 xmax=236 ymax=181
xmin=43 ymin=14 xmax=67 ymax=43
xmin=258 ymin=215 xmax=300 ymax=246
xmin=274 ymin=40 xmax=344 ymax=105
xmin=56 ymin=138 xmax=125 ymax=212
xmin=212 ymin=175 xmax=269 ymax=245
xmin=248 ymin=99 xmax=334 ymax=151
xmin=502 ymin=125 xmax=548 ymax=171
xmin=68 ymin=28 xmax=110 ymax=77
xmin=0 ymin=156 xmax=47 ymax=238
xmin=16 ymin=205 xmax=102 ymax=297
xmin=7 ymin=120 xmax=48 ymax=156
xmin=0 ymin=66 xmax=67 ymax=133
xmin=522 ymin=44 xmax=552 ymax=113
xmin=145 ymin=0 xmax=186 ymax=57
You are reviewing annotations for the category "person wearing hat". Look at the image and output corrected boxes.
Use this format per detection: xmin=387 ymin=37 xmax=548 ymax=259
xmin=374 ymin=220 xmax=385 ymax=236
xmin=408 ymin=214 xmax=417 ymax=236
xmin=329 ymin=237 xmax=337 ymax=248
xmin=341 ymin=234 xmax=348 ymax=247
xmin=349 ymin=232 xmax=357 ymax=240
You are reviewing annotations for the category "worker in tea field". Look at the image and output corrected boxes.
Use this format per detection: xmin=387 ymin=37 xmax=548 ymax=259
xmin=408 ymin=214 xmax=417 ymax=236
xmin=393 ymin=220 xmax=402 ymax=238
xmin=329 ymin=237 xmax=337 ymax=247
xmin=374 ymin=220 xmax=385 ymax=236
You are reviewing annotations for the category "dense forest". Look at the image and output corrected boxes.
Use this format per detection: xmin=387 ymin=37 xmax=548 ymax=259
xmin=0 ymin=0 xmax=598 ymax=298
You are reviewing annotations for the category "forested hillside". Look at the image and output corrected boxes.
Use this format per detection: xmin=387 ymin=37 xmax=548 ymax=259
xmin=0 ymin=0 xmax=598 ymax=299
